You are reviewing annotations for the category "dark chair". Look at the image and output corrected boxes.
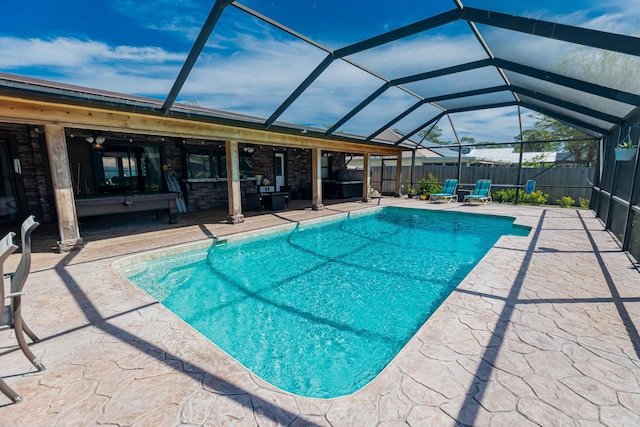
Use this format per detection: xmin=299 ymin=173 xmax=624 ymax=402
xmin=243 ymin=192 xmax=262 ymax=211
xmin=1 ymin=216 xmax=45 ymax=373
xmin=281 ymin=186 xmax=296 ymax=208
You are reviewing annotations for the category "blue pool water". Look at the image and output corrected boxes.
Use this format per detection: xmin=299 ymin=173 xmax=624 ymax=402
xmin=124 ymin=207 xmax=529 ymax=398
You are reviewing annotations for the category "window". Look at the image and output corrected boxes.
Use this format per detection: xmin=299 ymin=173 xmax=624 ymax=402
xmin=186 ymin=147 xmax=254 ymax=179
xmin=94 ymin=144 xmax=161 ymax=193
xmin=321 ymin=155 xmax=330 ymax=179
xmin=186 ymin=148 xmax=226 ymax=179
xmin=186 ymin=152 xmax=211 ymax=178
xmin=239 ymin=156 xmax=254 ymax=178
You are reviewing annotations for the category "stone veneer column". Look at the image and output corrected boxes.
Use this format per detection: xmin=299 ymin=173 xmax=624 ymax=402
xmin=311 ymin=148 xmax=324 ymax=211
xmin=43 ymin=124 xmax=84 ymax=251
xmin=225 ymin=140 xmax=244 ymax=224
xmin=362 ymin=153 xmax=371 ymax=202
xmin=395 ymin=154 xmax=403 ymax=196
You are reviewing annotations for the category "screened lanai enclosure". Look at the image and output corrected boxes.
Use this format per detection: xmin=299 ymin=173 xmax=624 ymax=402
xmin=0 ymin=0 xmax=639 ymax=261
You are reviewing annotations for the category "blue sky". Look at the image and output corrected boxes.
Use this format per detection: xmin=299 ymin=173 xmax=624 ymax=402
xmin=2 ymin=0 xmax=637 ymax=143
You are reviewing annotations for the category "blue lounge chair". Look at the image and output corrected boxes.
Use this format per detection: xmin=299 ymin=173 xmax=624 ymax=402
xmin=525 ymin=180 xmax=536 ymax=194
xmin=463 ymin=180 xmax=492 ymax=206
xmin=429 ymin=179 xmax=458 ymax=203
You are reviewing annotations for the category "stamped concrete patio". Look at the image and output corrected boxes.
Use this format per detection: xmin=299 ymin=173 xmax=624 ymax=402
xmin=1 ymin=199 xmax=639 ymax=426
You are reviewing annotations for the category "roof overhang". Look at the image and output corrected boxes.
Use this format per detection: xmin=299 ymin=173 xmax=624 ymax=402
xmin=0 ymin=80 xmax=404 ymax=156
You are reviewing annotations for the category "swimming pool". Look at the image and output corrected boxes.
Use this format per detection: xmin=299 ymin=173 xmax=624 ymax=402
xmin=120 ymin=207 xmax=529 ymax=398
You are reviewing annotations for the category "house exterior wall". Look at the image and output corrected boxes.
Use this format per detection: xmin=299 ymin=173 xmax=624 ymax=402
xmin=0 ymin=122 xmax=362 ymax=226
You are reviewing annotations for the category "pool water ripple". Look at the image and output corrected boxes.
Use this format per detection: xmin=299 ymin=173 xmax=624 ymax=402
xmin=124 ymin=207 xmax=528 ymax=398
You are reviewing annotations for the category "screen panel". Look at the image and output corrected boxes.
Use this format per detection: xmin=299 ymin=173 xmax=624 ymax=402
xmin=278 ymin=59 xmax=384 ymax=130
xmin=403 ymin=66 xmax=506 ymax=99
xmin=337 ymin=86 xmax=422 ymax=137
xmin=462 ymin=0 xmax=639 ymax=36
xmin=345 ymin=21 xmax=487 ymax=80
xmin=477 ymin=25 xmax=640 ymax=96
xmin=179 ymin=6 xmax=328 ymax=121
xmin=435 ymin=91 xmax=515 ymax=110
xmin=235 ymin=0 xmax=456 ymax=49
xmin=372 ymin=103 xmax=445 ymax=142
xmin=505 ymin=72 xmax=635 ymax=120
xmin=518 ymin=95 xmax=614 ymax=134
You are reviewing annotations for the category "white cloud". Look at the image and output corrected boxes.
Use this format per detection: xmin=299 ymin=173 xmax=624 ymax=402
xmin=0 ymin=37 xmax=184 ymax=96
xmin=0 ymin=37 xmax=184 ymax=68
xmin=444 ymin=108 xmax=520 ymax=143
xmin=348 ymin=33 xmax=488 ymax=79
xmin=178 ymin=35 xmax=328 ymax=116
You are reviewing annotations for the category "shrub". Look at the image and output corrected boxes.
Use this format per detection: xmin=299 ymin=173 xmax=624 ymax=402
xmin=556 ymin=196 xmax=576 ymax=208
xmin=494 ymin=188 xmax=516 ymax=203
xmin=494 ymin=188 xmax=548 ymax=205
xmin=522 ymin=190 xmax=548 ymax=206
xmin=579 ymin=198 xmax=590 ymax=209
xmin=418 ymin=173 xmax=441 ymax=195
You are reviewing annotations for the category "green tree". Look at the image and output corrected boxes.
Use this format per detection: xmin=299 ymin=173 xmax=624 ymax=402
xmin=515 ymin=114 xmax=597 ymax=161
xmin=564 ymin=138 xmax=598 ymax=162
xmin=516 ymin=114 xmax=563 ymax=152
xmin=418 ymin=125 xmax=447 ymax=145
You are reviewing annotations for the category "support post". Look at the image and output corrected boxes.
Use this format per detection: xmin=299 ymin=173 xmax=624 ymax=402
xmin=43 ymin=124 xmax=84 ymax=252
xmin=311 ymin=148 xmax=324 ymax=211
xmin=395 ymin=154 xmax=402 ymax=196
xmin=622 ymin=127 xmax=640 ymax=251
xmin=225 ymin=140 xmax=244 ymax=223
xmin=362 ymin=153 xmax=372 ymax=202
xmin=515 ymin=106 xmax=524 ymax=205
xmin=411 ymin=150 xmax=416 ymax=192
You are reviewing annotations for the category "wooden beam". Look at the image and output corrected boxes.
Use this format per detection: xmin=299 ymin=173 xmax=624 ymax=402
xmin=0 ymin=96 xmax=403 ymax=156
xmin=311 ymin=148 xmax=324 ymax=211
xmin=362 ymin=153 xmax=371 ymax=202
xmin=225 ymin=140 xmax=244 ymax=224
xmin=43 ymin=124 xmax=84 ymax=251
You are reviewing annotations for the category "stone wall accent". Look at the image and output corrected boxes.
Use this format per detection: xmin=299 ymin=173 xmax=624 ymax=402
xmin=287 ymin=149 xmax=313 ymax=190
xmin=183 ymin=180 xmax=260 ymax=211
xmin=0 ymin=123 xmax=52 ymax=223
xmin=249 ymin=147 xmax=313 ymax=189
xmin=164 ymin=140 xmax=183 ymax=177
